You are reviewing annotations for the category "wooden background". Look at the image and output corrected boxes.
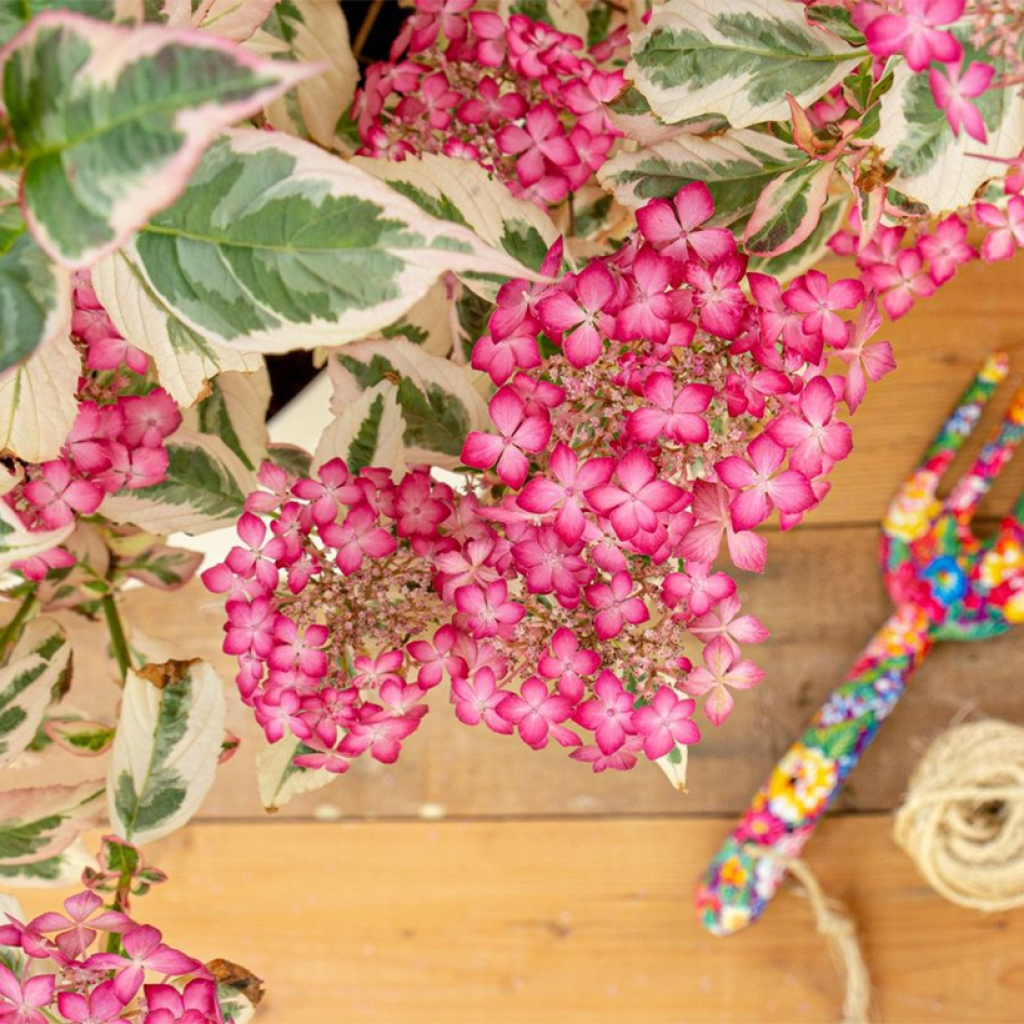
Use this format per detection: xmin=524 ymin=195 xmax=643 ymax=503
xmin=12 ymin=254 xmax=1024 ymax=1022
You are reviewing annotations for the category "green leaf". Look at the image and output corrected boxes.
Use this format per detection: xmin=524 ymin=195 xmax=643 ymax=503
xmin=0 ymin=617 xmax=72 ymax=772
xmin=266 ymin=442 xmax=311 ymax=479
xmin=598 ymin=129 xmax=806 ymax=221
xmin=100 ymin=428 xmax=256 ymax=535
xmin=0 ymin=781 xmax=103 ymax=865
xmin=314 ymin=381 xmax=407 ymax=476
xmin=877 ymin=28 xmax=1024 ymax=213
xmin=128 ymin=131 xmax=543 ymax=353
xmin=328 ymin=339 xmax=490 ymax=469
xmin=0 ymin=10 xmax=309 ymax=267
xmin=92 ymin=251 xmax=264 ymax=408
xmin=246 ymin=0 xmax=358 ymax=150
xmin=744 ymin=160 xmax=835 ymax=257
xmin=748 ymin=194 xmax=848 ymax=283
xmin=108 ymin=659 xmax=226 ymax=844
xmin=628 ymin=0 xmax=864 ymax=129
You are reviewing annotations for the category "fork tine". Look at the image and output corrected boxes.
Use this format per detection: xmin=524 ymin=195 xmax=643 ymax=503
xmin=919 ymin=352 xmax=1010 ymax=476
xmin=946 ymin=384 xmax=1024 ymax=519
xmin=885 ymin=353 xmax=1009 ymax=540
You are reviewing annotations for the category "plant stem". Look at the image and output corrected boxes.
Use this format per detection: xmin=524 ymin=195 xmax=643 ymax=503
xmin=0 ymin=588 xmax=38 ymax=661
xmin=102 ymin=592 xmax=131 ymax=682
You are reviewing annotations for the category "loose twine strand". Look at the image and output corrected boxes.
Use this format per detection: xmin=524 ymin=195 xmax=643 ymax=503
xmin=746 ymin=717 xmax=1024 ymax=1024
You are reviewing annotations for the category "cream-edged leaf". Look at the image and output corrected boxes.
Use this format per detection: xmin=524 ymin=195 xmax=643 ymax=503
xmin=0 ymin=617 xmax=73 ymax=773
xmin=628 ymin=0 xmax=864 ymax=129
xmin=353 ymin=152 xmax=561 ymax=298
xmin=877 ymin=40 xmax=1024 ymax=214
xmin=0 ymin=331 xmax=80 ymax=463
xmin=108 ymin=659 xmax=226 ymax=844
xmin=100 ymin=428 xmax=255 ymax=535
xmin=328 ymin=339 xmax=490 ymax=469
xmin=0 ymin=11 xmax=312 ymax=268
xmin=256 ymin=738 xmax=336 ymax=813
xmin=128 ymin=130 xmax=544 ymax=354
xmin=92 ymin=251 xmax=263 ymax=408
xmin=313 ymin=380 xmax=407 ymax=476
xmin=185 ymin=367 xmax=271 ymax=471
xmin=597 ymin=129 xmax=806 ymax=223
xmin=248 ymin=0 xmax=358 ymax=150
xmin=0 ymin=780 xmax=103 ymax=865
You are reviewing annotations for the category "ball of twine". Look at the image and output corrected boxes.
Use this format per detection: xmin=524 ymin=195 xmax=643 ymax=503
xmin=893 ymin=719 xmax=1024 ymax=912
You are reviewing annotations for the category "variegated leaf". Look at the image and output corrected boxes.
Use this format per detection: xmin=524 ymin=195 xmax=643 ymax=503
xmin=0 ymin=11 xmax=310 ymax=268
xmin=108 ymin=659 xmax=226 ymax=845
xmin=44 ymin=718 xmax=116 ymax=757
xmin=114 ymin=543 xmax=203 ymax=590
xmin=500 ymin=0 xmax=588 ymax=38
xmin=91 ymin=251 xmax=263 ymax=408
xmin=655 ymin=742 xmax=688 ymax=791
xmin=380 ymin=280 xmax=457 ymax=357
xmin=162 ymin=0 xmax=280 ymax=42
xmin=0 ymin=331 xmax=80 ymax=463
xmin=313 ymin=381 xmax=407 ymax=476
xmin=744 ymin=160 xmax=835 ymax=257
xmin=0 ymin=1 xmax=141 ymax=45
xmin=100 ymin=428 xmax=256 ymax=535
xmin=877 ymin=30 xmax=1024 ymax=214
xmin=128 ymin=130 xmax=543 ymax=354
xmin=0 ymin=617 xmax=73 ymax=773
xmin=328 ymin=339 xmax=490 ymax=470
xmin=247 ymin=0 xmax=358 ymax=151
xmin=0 ymin=504 xmax=73 ymax=576
xmin=0 ymin=173 xmax=71 ymax=374
xmin=351 ymin=152 xmax=561 ymax=297
xmin=185 ymin=367 xmax=271 ymax=471
xmin=0 ymin=836 xmax=92 ymax=887
xmin=256 ymin=738 xmax=336 ymax=812
xmin=628 ymin=0 xmax=864 ymax=129
xmin=748 ymin=194 xmax=849 ymax=283
xmin=597 ymin=130 xmax=806 ymax=223
xmin=0 ymin=780 xmax=103 ymax=865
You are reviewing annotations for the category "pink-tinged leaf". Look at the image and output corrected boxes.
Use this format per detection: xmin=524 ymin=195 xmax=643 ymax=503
xmin=744 ymin=161 xmax=835 ymax=257
xmin=44 ymin=719 xmax=115 ymax=758
xmin=0 ymin=11 xmax=314 ymax=268
xmin=0 ymin=781 xmax=103 ymax=864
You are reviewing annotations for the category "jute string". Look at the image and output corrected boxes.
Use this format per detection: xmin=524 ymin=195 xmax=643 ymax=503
xmin=893 ymin=718 xmax=1024 ymax=911
xmin=745 ymin=717 xmax=1024 ymax=1024
xmin=746 ymin=847 xmax=871 ymax=1024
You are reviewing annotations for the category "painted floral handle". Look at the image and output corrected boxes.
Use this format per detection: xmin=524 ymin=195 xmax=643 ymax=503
xmin=696 ymin=603 xmax=934 ymax=936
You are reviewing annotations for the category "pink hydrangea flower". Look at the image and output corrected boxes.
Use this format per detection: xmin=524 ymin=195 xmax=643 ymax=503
xmin=858 ymin=0 xmax=963 ymax=71
xmin=584 ymin=571 xmax=650 ymax=640
xmin=497 ymin=675 xmax=574 ymax=749
xmin=681 ymin=637 xmax=766 ymax=726
xmin=716 ymin=434 xmax=815 ymax=531
xmin=977 ymin=196 xmax=1024 ymax=262
xmin=631 ymin=687 xmax=700 ymax=759
xmin=573 ymin=671 xmax=634 ymax=754
xmin=930 ymin=59 xmax=996 ymax=142
xmin=461 ymin=387 xmax=552 ymax=489
xmin=23 ymin=460 xmax=104 ymax=527
xmin=765 ymin=376 xmax=853 ymax=478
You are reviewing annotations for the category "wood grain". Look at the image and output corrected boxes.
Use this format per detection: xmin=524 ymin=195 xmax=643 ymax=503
xmin=16 ymin=818 xmax=1024 ymax=1024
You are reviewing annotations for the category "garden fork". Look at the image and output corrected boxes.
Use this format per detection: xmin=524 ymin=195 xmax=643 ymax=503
xmin=697 ymin=352 xmax=1024 ymax=936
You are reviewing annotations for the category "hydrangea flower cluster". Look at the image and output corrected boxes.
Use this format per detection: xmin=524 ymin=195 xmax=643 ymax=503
xmin=6 ymin=271 xmax=180 ymax=581
xmin=0 ymin=890 xmax=220 ymax=1024
xmin=828 ymin=167 xmax=1023 ymax=321
xmin=353 ymin=0 xmax=626 ymax=207
xmin=207 ymin=185 xmax=895 ymax=775
xmin=203 ymin=462 xmax=457 ymax=773
xmin=854 ymin=0 xmax=1023 ymax=143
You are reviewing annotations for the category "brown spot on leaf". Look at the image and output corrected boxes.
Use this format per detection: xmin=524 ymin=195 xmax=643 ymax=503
xmin=135 ymin=659 xmax=200 ymax=689
xmin=206 ymin=959 xmax=265 ymax=1007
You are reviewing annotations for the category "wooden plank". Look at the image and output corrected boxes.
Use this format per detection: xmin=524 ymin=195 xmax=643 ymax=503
xmin=14 ymin=517 xmax=1024 ymax=822
xmin=814 ymin=252 xmax=1024 ymax=526
xmin=15 ymin=818 xmax=1024 ymax=1024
